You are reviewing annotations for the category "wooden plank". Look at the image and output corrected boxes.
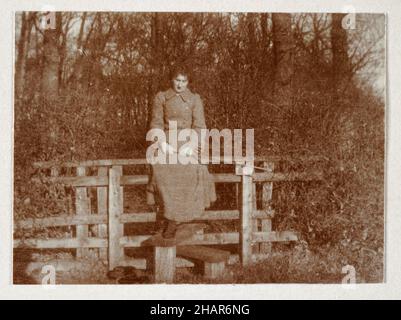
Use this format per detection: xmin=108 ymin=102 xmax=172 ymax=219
xmin=153 ymin=246 xmax=176 ymax=283
xmin=239 ymin=163 xmax=253 ymax=266
xmin=33 ymin=158 xmax=150 ymax=168
xmin=204 ymin=261 xmax=225 ymax=279
xmin=120 ymin=212 xmax=157 ymax=223
xmin=121 ymin=175 xmax=149 ymax=185
xmin=260 ymin=161 xmax=274 ymax=253
xmin=14 ymin=237 xmax=107 ymax=249
xmin=13 ymin=231 xmax=297 ymax=249
xmin=97 ymin=167 xmax=108 ymax=261
xmin=33 ymin=155 xmax=325 ymax=169
xmin=75 ymin=166 xmax=90 ymax=258
xmin=120 ymin=257 xmax=194 ymax=270
xmin=253 ymin=170 xmax=323 ymax=181
xmin=176 ymin=245 xmax=230 ymax=263
xmin=31 ymin=170 xmax=323 ymax=188
xmin=13 ymin=209 xmax=274 ymax=229
xmin=15 ymin=214 xmax=107 ymax=229
xmin=31 ymin=176 xmax=108 ymax=187
xmin=253 ymin=231 xmax=298 ymax=242
xmin=121 ymin=254 xmax=269 ymax=270
xmin=108 ymin=166 xmax=124 ymax=270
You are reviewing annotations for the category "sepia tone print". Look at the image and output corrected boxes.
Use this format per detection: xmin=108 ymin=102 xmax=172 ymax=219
xmin=13 ymin=12 xmax=385 ymax=284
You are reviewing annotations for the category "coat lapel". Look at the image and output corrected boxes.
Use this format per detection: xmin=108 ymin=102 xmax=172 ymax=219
xmin=165 ymin=88 xmax=193 ymax=102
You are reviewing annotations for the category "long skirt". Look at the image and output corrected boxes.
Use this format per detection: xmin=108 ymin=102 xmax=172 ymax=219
xmin=147 ymin=160 xmax=216 ymax=223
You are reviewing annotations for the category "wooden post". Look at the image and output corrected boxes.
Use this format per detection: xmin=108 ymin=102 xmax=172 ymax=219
xmin=238 ymin=162 xmax=253 ymax=266
xmin=204 ymin=261 xmax=225 ymax=279
xmin=260 ymin=161 xmax=274 ymax=253
xmin=50 ymin=167 xmax=59 ymax=177
xmin=252 ymin=182 xmax=259 ymax=254
xmin=76 ymin=166 xmax=90 ymax=258
xmin=154 ymin=246 xmax=176 ymax=283
xmin=108 ymin=166 xmax=124 ymax=270
xmin=97 ymin=167 xmax=108 ymax=261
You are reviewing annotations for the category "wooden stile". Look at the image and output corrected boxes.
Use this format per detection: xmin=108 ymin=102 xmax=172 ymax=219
xmin=15 ymin=157 xmax=310 ymax=282
xmin=75 ymin=166 xmax=90 ymax=258
xmin=108 ymin=166 xmax=124 ymax=270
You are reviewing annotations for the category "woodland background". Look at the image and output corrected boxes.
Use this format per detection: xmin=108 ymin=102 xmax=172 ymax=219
xmin=14 ymin=12 xmax=385 ymax=283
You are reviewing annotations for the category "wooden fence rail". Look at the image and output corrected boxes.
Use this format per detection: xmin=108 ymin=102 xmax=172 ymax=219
xmin=15 ymin=158 xmax=323 ymax=272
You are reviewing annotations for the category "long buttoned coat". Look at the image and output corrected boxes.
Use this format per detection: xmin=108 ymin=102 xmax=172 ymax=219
xmin=147 ymin=88 xmax=216 ymax=222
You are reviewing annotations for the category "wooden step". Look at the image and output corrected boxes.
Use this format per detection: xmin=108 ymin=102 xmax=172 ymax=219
xmin=177 ymin=245 xmax=230 ymax=279
xmin=177 ymin=245 xmax=230 ymax=263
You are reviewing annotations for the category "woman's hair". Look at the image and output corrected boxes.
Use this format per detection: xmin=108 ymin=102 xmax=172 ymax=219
xmin=169 ymin=65 xmax=191 ymax=81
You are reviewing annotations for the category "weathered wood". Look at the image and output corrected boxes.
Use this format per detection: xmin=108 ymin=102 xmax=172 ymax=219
xmin=108 ymin=166 xmax=124 ymax=270
xmin=153 ymin=246 xmax=176 ymax=283
xmin=121 ymin=175 xmax=149 ymax=185
xmin=31 ymin=169 xmax=323 ymax=188
xmin=14 ymin=209 xmax=274 ymax=229
xmin=50 ymin=167 xmax=59 ymax=177
xmin=260 ymin=161 xmax=274 ymax=253
xmin=253 ymin=170 xmax=323 ymax=181
xmin=254 ymin=231 xmax=298 ymax=242
xmin=97 ymin=167 xmax=108 ymax=261
xmin=120 ymin=257 xmax=195 ymax=269
xmin=240 ymin=162 xmax=253 ymax=265
xmin=252 ymin=182 xmax=259 ymax=254
xmin=120 ymin=212 xmax=157 ymax=223
xmin=119 ymin=231 xmax=298 ymax=247
xmin=204 ymin=261 xmax=225 ymax=279
xmin=122 ymin=174 xmax=241 ymax=184
xmin=33 ymin=155 xmax=324 ymax=169
xmin=76 ymin=166 xmax=90 ymax=258
xmin=15 ymin=214 xmax=108 ymax=229
xmin=14 ymin=237 xmax=108 ymax=249
xmin=31 ymin=176 xmax=108 ymax=187
xmin=13 ymin=231 xmax=297 ymax=249
xmin=176 ymin=245 xmax=230 ymax=263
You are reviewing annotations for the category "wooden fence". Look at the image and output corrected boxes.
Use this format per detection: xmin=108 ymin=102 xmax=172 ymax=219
xmin=14 ymin=157 xmax=323 ymax=271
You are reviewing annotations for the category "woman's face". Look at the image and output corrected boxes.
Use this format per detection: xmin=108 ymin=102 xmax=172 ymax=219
xmin=172 ymin=74 xmax=188 ymax=93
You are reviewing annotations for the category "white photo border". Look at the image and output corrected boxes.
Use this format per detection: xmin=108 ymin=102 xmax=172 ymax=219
xmin=1 ymin=0 xmax=399 ymax=300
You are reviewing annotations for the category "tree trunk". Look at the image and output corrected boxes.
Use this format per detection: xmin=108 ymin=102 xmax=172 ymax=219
xmin=331 ymin=13 xmax=350 ymax=98
xmin=331 ymin=14 xmax=355 ymax=160
xmin=272 ymin=13 xmax=293 ymax=108
xmin=41 ymin=12 xmax=61 ymax=101
xmin=148 ymin=13 xmax=163 ymax=121
xmin=15 ymin=12 xmax=30 ymax=99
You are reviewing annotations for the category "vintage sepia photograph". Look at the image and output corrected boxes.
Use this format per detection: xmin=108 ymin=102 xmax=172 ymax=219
xmin=13 ymin=11 xmax=385 ymax=285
